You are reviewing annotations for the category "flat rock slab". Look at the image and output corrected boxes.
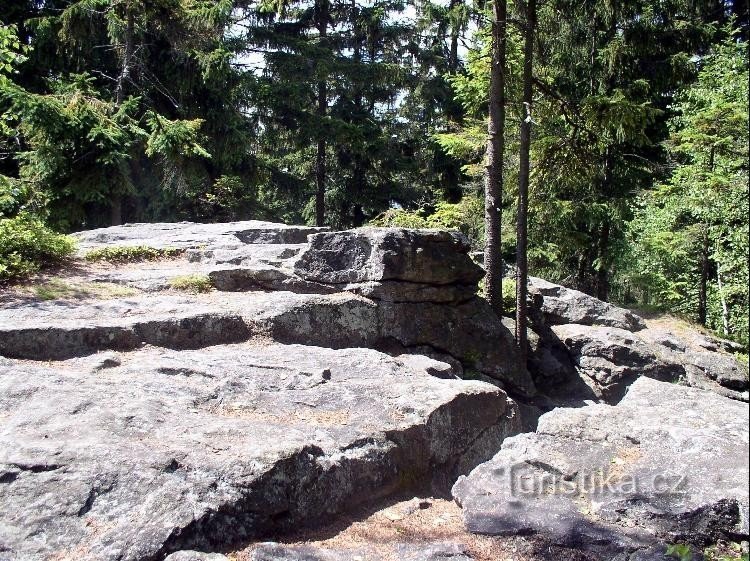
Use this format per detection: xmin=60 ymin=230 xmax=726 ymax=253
xmin=249 ymin=542 xmax=473 ymax=561
xmin=0 ymin=343 xmax=512 ymax=561
xmin=453 ymin=377 xmax=749 ymax=557
xmin=74 ymin=221 xmax=327 ymax=253
xmin=0 ymin=289 xmax=535 ymax=397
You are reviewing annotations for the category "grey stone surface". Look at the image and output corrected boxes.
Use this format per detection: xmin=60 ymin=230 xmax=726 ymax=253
xmin=528 ymin=277 xmax=646 ymax=331
xmin=3 ymin=221 xmax=747 ymax=561
xmin=164 ymin=552 xmax=230 ymax=561
xmin=638 ymin=328 xmax=749 ymax=401
xmin=0 ymin=343 xmax=512 ymax=561
xmin=294 ymin=228 xmax=484 ymax=286
xmin=248 ymin=542 xmax=475 ymax=561
xmin=549 ymin=324 xmax=684 ymax=402
xmin=0 ymin=289 xmax=535 ymax=397
xmin=379 ymin=299 xmax=536 ymax=397
xmin=75 ymin=221 xmax=327 ymax=253
xmin=396 ymin=542 xmax=474 ymax=561
xmin=250 ymin=544 xmax=355 ymax=561
xmin=343 ymin=280 xmax=478 ymax=304
xmin=453 ymin=378 xmax=749 ymax=556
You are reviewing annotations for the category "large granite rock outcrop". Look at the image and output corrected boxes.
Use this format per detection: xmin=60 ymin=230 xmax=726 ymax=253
xmin=2 ymin=225 xmax=536 ymax=397
xmin=523 ymin=277 xmax=748 ymax=404
xmin=0 ymin=343 xmax=516 ymax=561
xmin=3 ymin=220 xmax=747 ymax=561
xmin=453 ymin=377 xmax=750 ymax=558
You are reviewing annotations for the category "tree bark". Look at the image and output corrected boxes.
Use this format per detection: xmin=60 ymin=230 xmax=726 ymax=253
xmin=698 ymin=230 xmax=709 ymax=325
xmin=448 ymin=0 xmax=461 ymax=74
xmin=717 ymin=267 xmax=730 ymax=335
xmin=111 ymin=3 xmax=135 ymax=226
xmin=596 ymin=219 xmax=611 ymax=301
xmin=515 ymin=0 xmax=536 ymax=361
xmin=483 ymin=0 xmax=507 ymax=316
xmin=315 ymin=0 xmax=329 ymax=227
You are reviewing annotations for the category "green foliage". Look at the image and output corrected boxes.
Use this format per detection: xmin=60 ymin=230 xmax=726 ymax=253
xmin=502 ymin=277 xmax=516 ymax=317
xmin=168 ymin=274 xmax=213 ymax=293
xmin=666 ymin=544 xmax=694 ymax=561
xmin=371 ymin=208 xmax=430 ymax=229
xmin=0 ymin=214 xmax=76 ymax=280
xmin=83 ymin=245 xmax=183 ymax=263
xmin=619 ymin=33 xmax=749 ymax=344
xmin=371 ymin=196 xmax=485 ymax=248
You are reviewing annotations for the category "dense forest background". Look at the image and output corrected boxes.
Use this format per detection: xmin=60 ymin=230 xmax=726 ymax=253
xmin=0 ymin=0 xmax=748 ymax=344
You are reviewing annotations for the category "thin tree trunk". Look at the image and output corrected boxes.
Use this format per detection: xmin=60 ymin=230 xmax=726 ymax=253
xmin=698 ymin=230 xmax=710 ymax=325
xmin=717 ymin=267 xmax=730 ymax=335
xmin=111 ymin=4 xmax=134 ymax=226
xmin=448 ymin=0 xmax=460 ymax=73
xmin=593 ymin=146 xmax=615 ymax=300
xmin=315 ymin=0 xmax=329 ymax=227
xmin=483 ymin=0 xmax=507 ymax=316
xmin=515 ymin=0 xmax=536 ymax=361
xmin=351 ymin=0 xmax=366 ymax=224
xmin=596 ymin=219 xmax=610 ymax=301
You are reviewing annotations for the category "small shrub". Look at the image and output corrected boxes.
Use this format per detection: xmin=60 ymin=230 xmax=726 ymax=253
xmin=502 ymin=277 xmax=517 ymax=316
xmin=169 ymin=274 xmax=213 ymax=293
xmin=84 ymin=245 xmax=183 ymax=263
xmin=0 ymin=214 xmax=76 ymax=280
xmin=667 ymin=544 xmax=694 ymax=561
xmin=370 ymin=208 xmax=430 ymax=229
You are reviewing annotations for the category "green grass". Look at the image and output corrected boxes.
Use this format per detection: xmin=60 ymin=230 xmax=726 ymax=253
xmin=168 ymin=274 xmax=213 ymax=293
xmin=84 ymin=245 xmax=183 ymax=263
xmin=30 ymin=278 xmax=137 ymax=300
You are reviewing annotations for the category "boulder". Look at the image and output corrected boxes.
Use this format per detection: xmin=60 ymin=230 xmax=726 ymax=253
xmin=294 ymin=228 xmax=484 ymax=286
xmin=528 ymin=277 xmax=646 ymax=331
xmin=380 ymin=299 xmax=536 ymax=397
xmin=549 ymin=324 xmax=684 ymax=402
xmin=0 ymin=343 xmax=514 ymax=561
xmin=453 ymin=378 xmax=749 ymax=558
xmin=638 ymin=328 xmax=749 ymax=401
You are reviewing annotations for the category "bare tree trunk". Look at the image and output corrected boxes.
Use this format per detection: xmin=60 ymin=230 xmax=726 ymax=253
xmin=483 ymin=0 xmax=508 ymax=316
xmin=315 ymin=0 xmax=329 ymax=227
xmin=717 ymin=267 xmax=730 ymax=336
xmin=111 ymin=4 xmax=135 ymax=226
xmin=596 ymin=219 xmax=610 ymax=301
xmin=448 ymin=0 xmax=461 ymax=73
xmin=698 ymin=230 xmax=709 ymax=326
xmin=515 ymin=0 xmax=536 ymax=362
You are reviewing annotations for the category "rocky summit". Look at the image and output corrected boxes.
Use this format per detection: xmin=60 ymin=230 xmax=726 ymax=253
xmin=0 ymin=221 xmax=747 ymax=561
